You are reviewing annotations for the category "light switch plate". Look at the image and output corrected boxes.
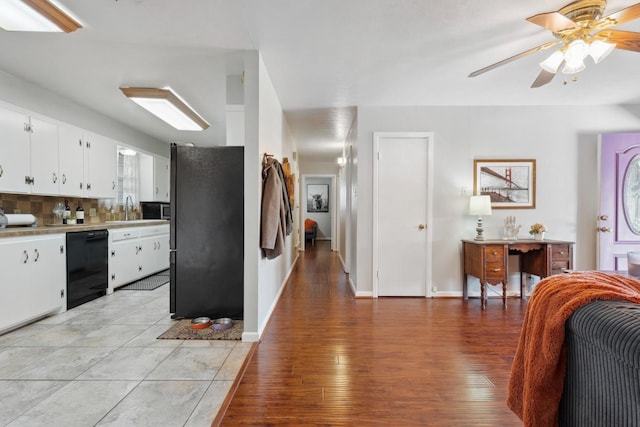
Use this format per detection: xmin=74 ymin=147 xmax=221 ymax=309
xmin=89 ymin=208 xmax=97 ymax=217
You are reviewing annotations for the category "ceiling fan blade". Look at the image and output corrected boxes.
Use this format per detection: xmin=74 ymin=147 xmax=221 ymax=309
xmin=601 ymin=2 xmax=640 ymax=26
xmin=531 ymin=67 xmax=560 ymax=88
xmin=526 ymin=12 xmax=577 ymax=32
xmin=597 ymin=29 xmax=640 ymax=52
xmin=468 ymin=40 xmax=561 ymax=77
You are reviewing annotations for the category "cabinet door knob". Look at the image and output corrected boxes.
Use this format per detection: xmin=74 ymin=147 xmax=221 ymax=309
xmin=489 ymin=268 xmax=502 ymax=272
xmin=599 ymin=215 xmax=609 ymax=221
xmin=418 ymin=224 xmax=425 ymax=230
xmin=23 ymin=250 xmax=29 ymax=263
xmin=0 ymin=164 xmax=3 ymax=177
xmin=52 ymin=173 xmax=57 ymax=183
xmin=599 ymin=227 xmax=612 ymax=232
xmin=33 ymin=249 xmax=39 ymax=262
xmin=62 ymin=174 xmax=67 ymax=184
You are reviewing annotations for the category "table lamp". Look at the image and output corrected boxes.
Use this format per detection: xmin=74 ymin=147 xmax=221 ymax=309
xmin=469 ymin=195 xmax=492 ymax=241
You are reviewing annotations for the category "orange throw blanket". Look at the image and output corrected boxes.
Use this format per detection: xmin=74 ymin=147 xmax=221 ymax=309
xmin=507 ymin=271 xmax=640 ymax=426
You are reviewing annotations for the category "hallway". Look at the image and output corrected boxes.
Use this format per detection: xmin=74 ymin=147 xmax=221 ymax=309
xmin=218 ymin=242 xmax=524 ymax=425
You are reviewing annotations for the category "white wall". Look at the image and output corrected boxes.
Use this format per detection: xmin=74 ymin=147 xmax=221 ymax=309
xmin=354 ymin=105 xmax=640 ymax=297
xmin=254 ymin=53 xmax=299 ymax=339
xmin=0 ymin=70 xmax=168 ymax=157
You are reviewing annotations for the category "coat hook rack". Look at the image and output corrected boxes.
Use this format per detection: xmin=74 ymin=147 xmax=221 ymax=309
xmin=262 ymin=153 xmax=274 ymax=167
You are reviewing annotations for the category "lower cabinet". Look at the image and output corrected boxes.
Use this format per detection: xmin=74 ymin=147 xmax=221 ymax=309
xmin=0 ymin=234 xmax=66 ymax=333
xmin=108 ymin=224 xmax=169 ymax=291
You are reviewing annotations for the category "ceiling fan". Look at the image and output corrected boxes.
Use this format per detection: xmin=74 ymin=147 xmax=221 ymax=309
xmin=469 ymin=0 xmax=640 ymax=88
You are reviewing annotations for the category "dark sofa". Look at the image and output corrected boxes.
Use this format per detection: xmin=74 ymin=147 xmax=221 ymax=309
xmin=559 ymin=300 xmax=640 ymax=426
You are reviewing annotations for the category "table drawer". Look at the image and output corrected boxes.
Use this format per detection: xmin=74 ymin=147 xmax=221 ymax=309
xmin=484 ymin=246 xmax=504 ymax=262
xmin=551 ymin=245 xmax=571 ymax=260
xmin=485 ymin=261 xmax=505 ymax=279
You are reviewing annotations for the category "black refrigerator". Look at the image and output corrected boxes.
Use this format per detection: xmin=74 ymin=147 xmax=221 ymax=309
xmin=170 ymin=144 xmax=244 ymax=319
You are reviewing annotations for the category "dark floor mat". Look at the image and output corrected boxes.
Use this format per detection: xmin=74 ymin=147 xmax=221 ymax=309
xmin=118 ymin=270 xmax=170 ymax=291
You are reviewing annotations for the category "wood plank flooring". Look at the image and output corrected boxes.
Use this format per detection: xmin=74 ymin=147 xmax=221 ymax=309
xmin=217 ymin=241 xmax=524 ymax=426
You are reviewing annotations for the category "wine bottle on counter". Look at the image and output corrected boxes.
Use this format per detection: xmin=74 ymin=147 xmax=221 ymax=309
xmin=76 ymin=201 xmax=84 ymax=224
xmin=63 ymin=199 xmax=71 ymax=224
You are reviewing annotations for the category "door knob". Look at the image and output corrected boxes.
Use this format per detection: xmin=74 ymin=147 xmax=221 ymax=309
xmin=418 ymin=224 xmax=425 ymax=230
xmin=599 ymin=215 xmax=609 ymax=221
xmin=599 ymin=227 xmax=612 ymax=232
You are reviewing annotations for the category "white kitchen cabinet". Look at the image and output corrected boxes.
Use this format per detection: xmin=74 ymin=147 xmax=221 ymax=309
xmin=139 ymin=225 xmax=170 ymax=276
xmin=0 ymin=105 xmax=38 ymax=194
xmin=0 ymin=234 xmax=66 ymax=334
xmin=108 ymin=224 xmax=169 ymax=291
xmin=29 ymin=115 xmax=60 ymax=195
xmin=84 ymin=132 xmax=117 ymax=199
xmin=154 ymin=156 xmax=170 ymax=202
xmin=58 ymin=125 xmax=85 ymax=197
xmin=108 ymin=228 xmax=140 ymax=290
xmin=140 ymin=155 xmax=170 ymax=202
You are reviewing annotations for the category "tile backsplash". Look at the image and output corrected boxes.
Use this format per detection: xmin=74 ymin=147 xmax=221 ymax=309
xmin=0 ymin=193 xmax=138 ymax=226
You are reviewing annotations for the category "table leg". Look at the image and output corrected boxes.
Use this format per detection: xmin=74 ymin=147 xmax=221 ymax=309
xmin=463 ymin=274 xmax=468 ymax=301
xmin=502 ymin=282 xmax=507 ymax=309
xmin=481 ymin=282 xmax=487 ymax=310
xmin=520 ymin=272 xmax=526 ymax=300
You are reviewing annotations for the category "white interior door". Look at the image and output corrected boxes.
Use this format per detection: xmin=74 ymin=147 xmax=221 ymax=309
xmin=598 ymin=133 xmax=640 ymax=270
xmin=374 ymin=132 xmax=433 ymax=297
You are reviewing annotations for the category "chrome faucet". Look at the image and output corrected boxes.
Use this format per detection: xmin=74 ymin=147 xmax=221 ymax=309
xmin=125 ymin=195 xmax=133 ymax=221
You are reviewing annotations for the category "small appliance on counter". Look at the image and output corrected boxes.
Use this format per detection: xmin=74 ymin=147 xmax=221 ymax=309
xmin=1 ymin=213 xmax=38 ymax=227
xmin=140 ymin=201 xmax=170 ymax=220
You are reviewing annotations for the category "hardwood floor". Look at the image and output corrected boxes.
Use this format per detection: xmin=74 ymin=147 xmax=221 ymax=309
xmin=217 ymin=241 xmax=524 ymax=426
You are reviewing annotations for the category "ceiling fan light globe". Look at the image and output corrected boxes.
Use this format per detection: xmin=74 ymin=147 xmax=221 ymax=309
xmin=565 ymin=39 xmax=590 ymax=64
xmin=589 ymin=40 xmax=616 ymax=64
xmin=562 ymin=59 xmax=586 ymax=74
xmin=540 ymin=50 xmax=565 ymax=73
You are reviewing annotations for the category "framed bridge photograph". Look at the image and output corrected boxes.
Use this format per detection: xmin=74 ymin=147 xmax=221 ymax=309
xmin=473 ymin=159 xmax=536 ymax=209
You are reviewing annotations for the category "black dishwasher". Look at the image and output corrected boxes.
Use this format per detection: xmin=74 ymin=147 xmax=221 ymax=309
xmin=66 ymin=230 xmax=109 ymax=309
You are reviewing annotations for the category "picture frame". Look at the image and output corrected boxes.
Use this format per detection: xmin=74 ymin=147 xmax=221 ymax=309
xmin=473 ymin=159 xmax=536 ymax=209
xmin=307 ymin=184 xmax=329 ymax=212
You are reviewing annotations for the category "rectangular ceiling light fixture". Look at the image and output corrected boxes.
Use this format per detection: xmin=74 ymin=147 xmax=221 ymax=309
xmin=120 ymin=87 xmax=210 ymax=131
xmin=0 ymin=0 xmax=82 ymax=33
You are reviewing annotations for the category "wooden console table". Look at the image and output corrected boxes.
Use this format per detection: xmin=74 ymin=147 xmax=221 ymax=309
xmin=461 ymin=239 xmax=574 ymax=309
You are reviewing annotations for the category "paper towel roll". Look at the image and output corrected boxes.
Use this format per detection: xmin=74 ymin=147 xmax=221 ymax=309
xmin=4 ymin=214 xmax=38 ymax=226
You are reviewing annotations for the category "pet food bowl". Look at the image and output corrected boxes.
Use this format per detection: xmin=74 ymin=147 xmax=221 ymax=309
xmin=191 ymin=317 xmax=212 ymax=329
xmin=212 ymin=317 xmax=233 ymax=330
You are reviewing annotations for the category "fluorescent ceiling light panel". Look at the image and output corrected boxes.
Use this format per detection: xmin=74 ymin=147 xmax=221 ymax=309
xmin=120 ymin=87 xmax=210 ymax=131
xmin=0 ymin=0 xmax=82 ymax=32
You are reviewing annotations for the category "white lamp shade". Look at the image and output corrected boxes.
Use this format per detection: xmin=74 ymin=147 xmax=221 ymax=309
xmin=540 ymin=50 xmax=565 ymax=73
xmin=562 ymin=59 xmax=586 ymax=74
xmin=469 ymin=195 xmax=492 ymax=216
xmin=564 ymin=40 xmax=590 ymax=63
xmin=589 ymin=40 xmax=616 ymax=64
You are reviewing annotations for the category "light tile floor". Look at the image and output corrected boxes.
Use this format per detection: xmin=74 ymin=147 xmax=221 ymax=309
xmin=0 ymin=284 xmax=251 ymax=427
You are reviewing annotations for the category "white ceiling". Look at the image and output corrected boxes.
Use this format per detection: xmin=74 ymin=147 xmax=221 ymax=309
xmin=1 ymin=0 xmax=640 ymax=161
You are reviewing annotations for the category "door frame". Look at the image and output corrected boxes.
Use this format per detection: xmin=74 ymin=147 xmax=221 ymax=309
xmin=372 ymin=132 xmax=434 ymax=298
xmin=300 ymin=174 xmax=338 ymax=252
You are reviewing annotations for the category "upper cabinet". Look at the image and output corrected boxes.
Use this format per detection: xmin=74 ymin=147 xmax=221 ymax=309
xmin=139 ymin=153 xmax=170 ymax=202
xmin=58 ymin=125 xmax=85 ymax=197
xmin=0 ymin=106 xmax=39 ymax=194
xmin=29 ymin=116 xmax=60 ymax=195
xmin=0 ymin=102 xmax=118 ymax=199
xmin=155 ymin=156 xmax=170 ymax=202
xmin=84 ymin=132 xmax=117 ymax=199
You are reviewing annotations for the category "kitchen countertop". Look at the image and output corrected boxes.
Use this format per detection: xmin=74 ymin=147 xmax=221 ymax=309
xmin=0 ymin=220 xmax=170 ymax=238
